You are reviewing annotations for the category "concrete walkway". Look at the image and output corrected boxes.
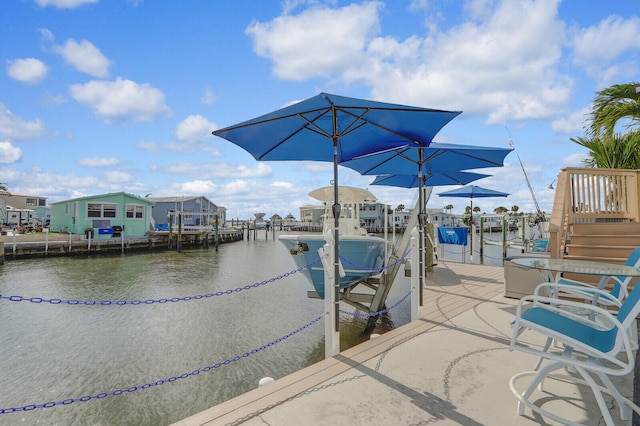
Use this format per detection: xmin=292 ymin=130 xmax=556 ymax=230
xmin=174 ymin=261 xmax=635 ymax=425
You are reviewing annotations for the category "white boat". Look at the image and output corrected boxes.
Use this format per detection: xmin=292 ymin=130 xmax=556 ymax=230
xmin=278 ymin=186 xmax=388 ymax=298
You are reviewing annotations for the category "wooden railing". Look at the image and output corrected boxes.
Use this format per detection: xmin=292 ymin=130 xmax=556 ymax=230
xmin=548 ymin=167 xmax=640 ymax=258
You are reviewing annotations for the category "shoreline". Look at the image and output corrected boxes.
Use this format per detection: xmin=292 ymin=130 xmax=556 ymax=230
xmin=0 ymin=228 xmax=244 ymax=262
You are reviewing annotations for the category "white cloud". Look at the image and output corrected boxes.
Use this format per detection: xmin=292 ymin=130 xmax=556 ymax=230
xmin=54 ymin=38 xmax=112 ymax=77
xmin=38 ymin=28 xmax=54 ymax=42
xmin=201 ymin=87 xmax=216 ymax=105
xmin=105 ymin=171 xmax=132 ymax=183
xmin=0 ymin=103 xmax=46 ymax=140
xmin=165 ymin=161 xmax=273 ymax=179
xmin=69 ymin=78 xmax=171 ymax=124
xmin=564 ymin=152 xmax=588 ymax=167
xmin=77 ymin=157 xmax=120 ymax=167
xmin=246 ymin=2 xmax=382 ymax=81
xmin=0 ymin=142 xmax=23 ymax=163
xmin=137 ymin=140 xmax=159 ymax=152
xmin=34 ymin=0 xmax=98 ymax=9
xmin=6 ymin=58 xmax=49 ymax=84
xmin=570 ymin=15 xmax=640 ymax=85
xmin=551 ymin=107 xmax=589 ymax=134
xmin=175 ymin=115 xmax=217 ymax=142
xmin=571 ymin=15 xmax=640 ymax=69
xmin=248 ymin=0 xmax=573 ymax=123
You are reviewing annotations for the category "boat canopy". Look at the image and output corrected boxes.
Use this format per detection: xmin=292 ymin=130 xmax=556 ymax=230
xmin=309 ymin=186 xmax=378 ymax=204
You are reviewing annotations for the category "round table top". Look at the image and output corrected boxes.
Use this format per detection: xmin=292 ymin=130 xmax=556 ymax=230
xmin=510 ymin=257 xmax=640 ymax=277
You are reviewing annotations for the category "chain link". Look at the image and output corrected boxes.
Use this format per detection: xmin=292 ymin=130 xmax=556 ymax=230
xmin=0 ymin=258 xmax=322 ymax=307
xmin=340 ymin=289 xmax=411 ymax=318
xmin=0 ymin=314 xmax=324 ymax=414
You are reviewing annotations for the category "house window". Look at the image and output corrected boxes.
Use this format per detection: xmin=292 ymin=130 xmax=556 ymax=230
xmin=26 ymin=198 xmax=37 ymax=206
xmin=126 ymin=204 xmax=144 ymax=219
xmin=87 ymin=203 xmax=118 ymax=218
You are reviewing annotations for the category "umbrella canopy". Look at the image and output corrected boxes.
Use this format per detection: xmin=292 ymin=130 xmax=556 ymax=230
xmin=437 ymin=185 xmax=510 ymax=199
xmin=370 ymin=170 xmax=490 ymax=189
xmin=341 ymin=142 xmax=512 ymax=176
xmin=212 ymin=92 xmax=460 ymax=334
xmin=212 ymin=92 xmax=461 ymax=162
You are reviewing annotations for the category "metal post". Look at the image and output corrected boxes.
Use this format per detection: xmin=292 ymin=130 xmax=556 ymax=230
xmin=410 ymin=233 xmax=420 ymax=321
xmin=215 ymin=214 xmax=219 ymax=251
xmin=479 ymin=216 xmax=484 ymax=264
xmin=502 ymin=215 xmax=508 ymax=258
xmin=177 ymin=213 xmax=182 ymax=252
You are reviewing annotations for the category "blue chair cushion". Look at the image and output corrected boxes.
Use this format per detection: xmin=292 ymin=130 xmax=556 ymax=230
xmin=521 ymin=307 xmax=617 ymax=354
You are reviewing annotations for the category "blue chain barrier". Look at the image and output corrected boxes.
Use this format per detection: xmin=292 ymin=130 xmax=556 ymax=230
xmin=0 ymin=314 xmax=324 ymax=414
xmin=0 ymin=257 xmax=322 ymax=307
xmin=340 ymin=289 xmax=412 ymax=318
xmin=339 ymin=248 xmax=411 ymax=272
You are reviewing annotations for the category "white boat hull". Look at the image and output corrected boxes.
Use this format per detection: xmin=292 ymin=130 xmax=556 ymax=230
xmin=279 ymin=234 xmax=386 ymax=298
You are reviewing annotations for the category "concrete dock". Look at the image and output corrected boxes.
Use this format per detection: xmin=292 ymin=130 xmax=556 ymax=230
xmin=174 ymin=261 xmax=636 ymax=425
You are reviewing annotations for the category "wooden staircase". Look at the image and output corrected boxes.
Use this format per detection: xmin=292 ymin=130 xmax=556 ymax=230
xmin=562 ymin=221 xmax=640 ymax=286
xmin=565 ymin=222 xmax=640 ymax=263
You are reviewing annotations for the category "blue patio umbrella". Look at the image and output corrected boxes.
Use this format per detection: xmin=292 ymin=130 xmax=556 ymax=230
xmin=341 ymin=142 xmax=512 ymax=176
xmin=438 ymin=185 xmax=509 ymax=259
xmin=212 ymin=92 xmax=460 ymax=332
xmin=370 ymin=170 xmax=490 ymax=188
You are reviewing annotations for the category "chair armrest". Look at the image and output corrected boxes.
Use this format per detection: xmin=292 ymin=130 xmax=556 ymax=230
xmin=517 ymin=293 xmax=621 ymax=328
xmin=534 ymin=282 xmax=622 ymax=307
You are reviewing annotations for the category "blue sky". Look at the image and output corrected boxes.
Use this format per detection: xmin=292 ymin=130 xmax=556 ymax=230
xmin=1 ymin=0 xmax=639 ymax=219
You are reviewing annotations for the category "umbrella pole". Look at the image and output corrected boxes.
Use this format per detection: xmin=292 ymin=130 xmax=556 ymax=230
xmin=470 ymin=199 xmax=473 ymax=262
xmin=332 ymin=132 xmax=340 ymax=335
xmin=417 ymin=150 xmax=424 ymax=306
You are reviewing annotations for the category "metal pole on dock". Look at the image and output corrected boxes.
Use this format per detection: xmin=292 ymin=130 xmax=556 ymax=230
xmin=177 ymin=213 xmax=182 ymax=252
xmin=479 ymin=216 xmax=484 ymax=264
xmin=168 ymin=213 xmax=173 ymax=250
xmin=502 ymin=216 xmax=507 ymax=258
xmin=215 ymin=214 xmax=219 ymax=251
xmin=410 ymin=234 xmax=420 ymax=322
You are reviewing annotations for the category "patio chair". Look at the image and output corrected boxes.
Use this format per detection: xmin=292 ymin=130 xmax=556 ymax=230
xmin=551 ymin=246 xmax=640 ymax=308
xmin=509 ymin=278 xmax=640 ymax=425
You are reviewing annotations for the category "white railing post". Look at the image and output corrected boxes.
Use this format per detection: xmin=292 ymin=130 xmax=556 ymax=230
xmin=410 ymin=232 xmax=420 ymax=322
xmin=321 ymin=242 xmax=339 ymax=358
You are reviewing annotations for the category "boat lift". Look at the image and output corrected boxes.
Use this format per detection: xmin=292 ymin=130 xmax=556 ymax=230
xmin=329 ymin=187 xmax=433 ymax=331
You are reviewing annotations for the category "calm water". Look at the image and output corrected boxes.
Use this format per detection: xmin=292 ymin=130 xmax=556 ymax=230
xmin=0 ymin=232 xmax=412 ymax=425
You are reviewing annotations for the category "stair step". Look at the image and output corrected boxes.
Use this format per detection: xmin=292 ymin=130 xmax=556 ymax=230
xmin=570 ymin=235 xmax=640 ymax=246
xmin=562 ymin=254 xmax=627 ymax=264
xmin=571 ymin=222 xmax=640 ymax=236
xmin=566 ymin=244 xmax=637 ymax=259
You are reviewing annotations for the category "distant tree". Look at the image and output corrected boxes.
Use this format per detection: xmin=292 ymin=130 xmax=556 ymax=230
xmin=444 ymin=204 xmax=454 ymax=214
xmin=473 ymin=206 xmax=481 ymax=214
xmin=0 ymin=183 xmax=8 ymax=194
xmin=465 ymin=206 xmax=471 ymax=214
xmin=511 ymin=205 xmax=519 ymax=215
xmin=494 ymin=206 xmax=508 ymax=214
xmin=395 ymin=204 xmax=405 ymax=212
